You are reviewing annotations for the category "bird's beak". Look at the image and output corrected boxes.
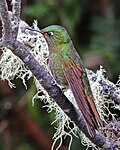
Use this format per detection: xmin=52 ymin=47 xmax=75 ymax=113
xmin=25 ymin=27 xmax=44 ymax=36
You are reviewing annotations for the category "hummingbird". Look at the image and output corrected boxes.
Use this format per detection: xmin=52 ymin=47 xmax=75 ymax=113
xmin=41 ymin=25 xmax=102 ymax=137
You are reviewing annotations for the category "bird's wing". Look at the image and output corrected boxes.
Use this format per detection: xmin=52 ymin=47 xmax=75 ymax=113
xmin=61 ymin=59 xmax=102 ymax=137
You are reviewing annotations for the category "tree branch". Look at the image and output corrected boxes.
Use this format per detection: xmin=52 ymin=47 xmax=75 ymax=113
xmin=0 ymin=0 xmax=12 ymax=46
xmin=0 ymin=0 xmax=119 ymax=150
xmin=11 ymin=0 xmax=21 ymax=40
xmin=87 ymin=69 xmax=120 ymax=104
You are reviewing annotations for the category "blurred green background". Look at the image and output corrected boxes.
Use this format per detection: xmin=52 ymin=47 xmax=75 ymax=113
xmin=0 ymin=0 xmax=120 ymax=150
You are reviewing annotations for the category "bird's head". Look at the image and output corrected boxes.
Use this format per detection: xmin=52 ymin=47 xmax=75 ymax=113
xmin=41 ymin=25 xmax=71 ymax=49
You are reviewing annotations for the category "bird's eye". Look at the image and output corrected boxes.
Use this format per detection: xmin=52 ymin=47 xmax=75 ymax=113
xmin=47 ymin=31 xmax=54 ymax=36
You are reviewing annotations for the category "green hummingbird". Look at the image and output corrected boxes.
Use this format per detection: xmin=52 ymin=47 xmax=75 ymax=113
xmin=41 ymin=25 xmax=102 ymax=137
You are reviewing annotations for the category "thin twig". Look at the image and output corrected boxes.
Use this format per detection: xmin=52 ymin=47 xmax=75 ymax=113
xmin=0 ymin=0 xmax=12 ymax=46
xmin=12 ymin=0 xmax=21 ymax=40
